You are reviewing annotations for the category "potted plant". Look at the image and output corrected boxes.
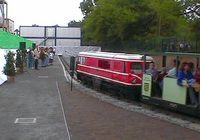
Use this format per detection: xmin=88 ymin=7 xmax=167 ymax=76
xmin=16 ymin=49 xmax=23 ymax=73
xmin=3 ymin=51 xmax=16 ymax=82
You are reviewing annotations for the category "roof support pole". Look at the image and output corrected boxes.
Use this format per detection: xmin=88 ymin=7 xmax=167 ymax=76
xmin=176 ymin=56 xmax=179 ymax=77
xmin=143 ymin=55 xmax=147 ymax=73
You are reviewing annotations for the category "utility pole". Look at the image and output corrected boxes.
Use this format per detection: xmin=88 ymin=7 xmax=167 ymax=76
xmin=158 ymin=16 xmax=162 ymax=38
xmin=196 ymin=35 xmax=198 ymax=53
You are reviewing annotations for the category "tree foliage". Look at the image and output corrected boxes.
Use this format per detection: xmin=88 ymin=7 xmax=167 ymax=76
xmin=78 ymin=0 xmax=200 ymax=51
xmin=68 ymin=20 xmax=82 ymax=27
xmin=15 ymin=49 xmax=23 ymax=68
xmin=80 ymin=0 xmax=98 ymax=17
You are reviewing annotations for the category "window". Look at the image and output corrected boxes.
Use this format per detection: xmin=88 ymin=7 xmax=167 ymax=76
xmin=79 ymin=57 xmax=86 ymax=65
xmin=98 ymin=59 xmax=110 ymax=69
xmin=131 ymin=63 xmax=142 ymax=74
xmin=145 ymin=63 xmax=150 ymax=70
xmin=87 ymin=58 xmax=97 ymax=66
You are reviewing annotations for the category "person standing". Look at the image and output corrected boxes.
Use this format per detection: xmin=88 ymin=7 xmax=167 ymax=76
xmin=34 ymin=46 xmax=40 ymax=70
xmin=27 ymin=47 xmax=34 ymax=69
xmin=40 ymin=48 xmax=46 ymax=67
xmin=44 ymin=48 xmax=49 ymax=67
xmin=49 ymin=47 xmax=54 ymax=65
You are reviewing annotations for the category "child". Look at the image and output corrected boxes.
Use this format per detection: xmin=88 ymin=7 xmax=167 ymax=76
xmin=49 ymin=47 xmax=54 ymax=65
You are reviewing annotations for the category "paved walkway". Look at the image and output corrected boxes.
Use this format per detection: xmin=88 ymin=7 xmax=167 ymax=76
xmin=0 ymin=56 xmax=200 ymax=140
xmin=0 ymin=57 xmax=70 ymax=140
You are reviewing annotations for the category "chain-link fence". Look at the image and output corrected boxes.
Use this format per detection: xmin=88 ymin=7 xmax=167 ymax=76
xmin=161 ymin=36 xmax=200 ymax=53
xmin=101 ymin=35 xmax=200 ymax=53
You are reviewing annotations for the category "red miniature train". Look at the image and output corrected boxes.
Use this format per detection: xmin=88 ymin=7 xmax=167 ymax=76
xmin=77 ymin=52 xmax=153 ymax=99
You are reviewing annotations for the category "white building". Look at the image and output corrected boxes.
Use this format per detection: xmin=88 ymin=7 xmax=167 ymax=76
xmin=19 ymin=25 xmax=81 ymax=46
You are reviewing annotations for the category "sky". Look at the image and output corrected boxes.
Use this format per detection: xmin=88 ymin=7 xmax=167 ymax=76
xmin=6 ymin=0 xmax=84 ymax=29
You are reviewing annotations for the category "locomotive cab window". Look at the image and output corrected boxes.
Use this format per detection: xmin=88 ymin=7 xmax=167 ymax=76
xmin=146 ymin=63 xmax=150 ymax=70
xmin=131 ymin=63 xmax=142 ymax=74
xmin=98 ymin=59 xmax=110 ymax=69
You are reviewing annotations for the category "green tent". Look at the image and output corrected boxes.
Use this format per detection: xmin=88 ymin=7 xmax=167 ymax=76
xmin=0 ymin=30 xmax=34 ymax=49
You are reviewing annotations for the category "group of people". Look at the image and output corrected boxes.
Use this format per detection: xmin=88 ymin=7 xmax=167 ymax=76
xmin=163 ymin=41 xmax=191 ymax=52
xmin=146 ymin=60 xmax=200 ymax=107
xmin=27 ymin=46 xmax=55 ymax=70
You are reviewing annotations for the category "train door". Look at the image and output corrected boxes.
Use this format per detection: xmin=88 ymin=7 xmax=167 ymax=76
xmin=112 ymin=60 xmax=126 ymax=82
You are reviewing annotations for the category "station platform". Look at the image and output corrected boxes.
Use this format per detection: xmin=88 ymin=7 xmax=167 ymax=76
xmin=0 ymin=56 xmax=200 ymax=140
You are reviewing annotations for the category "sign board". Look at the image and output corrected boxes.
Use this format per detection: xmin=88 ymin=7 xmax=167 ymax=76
xmin=142 ymin=74 xmax=152 ymax=97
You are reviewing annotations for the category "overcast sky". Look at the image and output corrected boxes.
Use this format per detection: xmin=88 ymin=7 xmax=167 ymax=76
xmin=6 ymin=0 xmax=83 ymax=29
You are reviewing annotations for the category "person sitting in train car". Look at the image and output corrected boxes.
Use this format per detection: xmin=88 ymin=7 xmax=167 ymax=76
xmin=158 ymin=67 xmax=168 ymax=89
xmin=167 ymin=59 xmax=180 ymax=77
xmin=193 ymin=68 xmax=200 ymax=92
xmin=146 ymin=62 xmax=158 ymax=81
xmin=195 ymin=68 xmax=200 ymax=84
xmin=177 ymin=62 xmax=199 ymax=107
xmin=188 ymin=62 xmax=195 ymax=75
xmin=158 ymin=67 xmax=168 ymax=81
xmin=146 ymin=62 xmax=161 ymax=97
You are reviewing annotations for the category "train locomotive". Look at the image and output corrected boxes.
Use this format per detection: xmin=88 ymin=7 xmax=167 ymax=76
xmin=77 ymin=52 xmax=153 ymax=100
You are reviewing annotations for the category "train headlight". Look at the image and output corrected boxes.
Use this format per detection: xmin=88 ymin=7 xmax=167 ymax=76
xmin=132 ymin=79 xmax=137 ymax=84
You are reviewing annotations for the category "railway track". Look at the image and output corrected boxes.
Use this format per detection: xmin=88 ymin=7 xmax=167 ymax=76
xmin=58 ymin=55 xmax=78 ymax=80
xmin=58 ymin=55 xmax=200 ymax=128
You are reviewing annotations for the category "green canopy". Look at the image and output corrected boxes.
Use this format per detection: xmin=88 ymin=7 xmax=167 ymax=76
xmin=0 ymin=30 xmax=34 ymax=49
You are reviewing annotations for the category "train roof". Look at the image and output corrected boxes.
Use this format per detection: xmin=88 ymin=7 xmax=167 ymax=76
xmin=79 ymin=52 xmax=153 ymax=60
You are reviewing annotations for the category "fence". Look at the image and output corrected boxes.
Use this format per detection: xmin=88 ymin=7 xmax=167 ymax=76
xmin=101 ymin=35 xmax=200 ymax=53
xmin=161 ymin=36 xmax=200 ymax=53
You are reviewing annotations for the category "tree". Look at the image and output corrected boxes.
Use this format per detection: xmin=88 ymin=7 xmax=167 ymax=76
xmin=149 ymin=0 xmax=190 ymax=37
xmin=82 ymin=0 xmax=187 ymax=51
xmin=15 ymin=49 xmax=24 ymax=73
xmin=80 ymin=0 xmax=98 ymax=17
xmin=84 ymin=0 xmax=151 ymax=43
xmin=68 ymin=20 xmax=82 ymax=27
xmin=15 ymin=50 xmax=23 ymax=68
xmin=3 ymin=51 xmax=15 ymax=76
xmin=189 ymin=19 xmax=200 ymax=37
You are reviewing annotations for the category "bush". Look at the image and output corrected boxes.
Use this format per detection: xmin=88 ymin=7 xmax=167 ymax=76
xmin=3 ymin=51 xmax=16 ymax=76
xmin=16 ymin=49 xmax=23 ymax=68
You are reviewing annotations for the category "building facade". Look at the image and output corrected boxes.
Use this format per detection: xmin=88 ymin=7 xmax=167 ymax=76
xmin=0 ymin=0 xmax=14 ymax=33
xmin=19 ymin=26 xmax=81 ymax=46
